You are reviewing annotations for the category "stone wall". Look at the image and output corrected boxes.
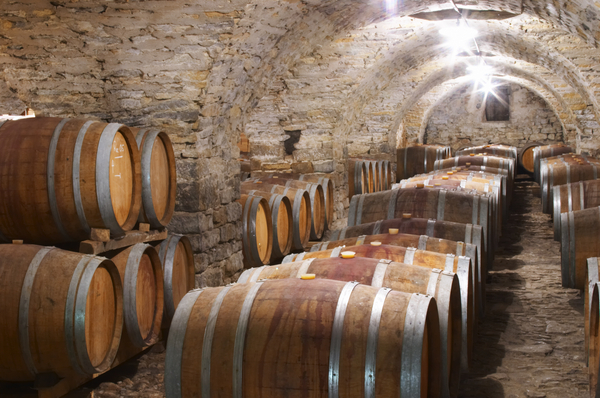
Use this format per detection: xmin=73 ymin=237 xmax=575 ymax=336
xmin=423 ymin=82 xmax=565 ymax=151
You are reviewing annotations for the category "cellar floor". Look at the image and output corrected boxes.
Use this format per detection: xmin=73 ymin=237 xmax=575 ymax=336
xmin=34 ymin=177 xmax=592 ymax=398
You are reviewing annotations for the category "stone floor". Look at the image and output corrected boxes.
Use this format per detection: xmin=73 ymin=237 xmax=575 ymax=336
xmin=19 ymin=176 xmax=590 ymax=398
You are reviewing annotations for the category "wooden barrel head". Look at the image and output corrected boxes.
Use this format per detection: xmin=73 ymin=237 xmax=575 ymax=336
xmin=171 ymin=238 xmax=195 ymax=312
xmin=255 ymin=199 xmax=271 ymax=263
xmin=109 ymin=131 xmax=134 ymax=227
xmin=85 ymin=264 xmax=119 ymax=368
xmin=276 ymin=198 xmax=293 ymax=256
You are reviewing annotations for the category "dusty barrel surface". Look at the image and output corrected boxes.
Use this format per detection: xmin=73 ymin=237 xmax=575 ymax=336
xmin=109 ymin=243 xmax=164 ymax=348
xmin=456 ymin=144 xmax=517 ymax=160
xmin=325 ymin=217 xmax=487 ymax=282
xmin=155 ymin=234 xmax=195 ymax=328
xmin=553 ymin=180 xmax=600 ymax=240
xmin=560 ymin=206 xmax=600 ymax=289
xmin=244 ymin=189 xmax=293 ymax=261
xmin=282 ymin=243 xmax=475 ymax=371
xmin=242 ymin=181 xmax=311 ymax=251
xmin=0 ymin=117 xmax=142 ymax=244
xmin=130 ymin=128 xmax=177 ymax=229
xmin=533 ymin=144 xmax=573 ymax=182
xmin=238 ymin=194 xmax=273 ymax=269
xmin=239 ymin=257 xmax=461 ymax=397
xmin=434 ymin=155 xmax=516 ymax=181
xmin=249 ymin=177 xmax=325 ymax=240
xmin=0 ymin=244 xmax=123 ymax=381
xmin=165 ymin=278 xmax=441 ymax=398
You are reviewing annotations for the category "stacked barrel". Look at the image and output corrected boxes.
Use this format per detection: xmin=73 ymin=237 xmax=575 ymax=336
xmin=238 ymin=173 xmax=335 ymax=267
xmin=348 ymin=158 xmax=394 ymax=196
xmin=396 ymin=144 xmax=452 ymax=181
xmin=530 ymin=143 xmax=600 ymax=395
xmin=0 ymin=117 xmax=195 ymax=389
xmin=163 ymin=145 xmax=512 ymax=398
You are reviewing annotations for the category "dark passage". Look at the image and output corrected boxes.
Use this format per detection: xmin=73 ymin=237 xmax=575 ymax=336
xmin=459 ymin=178 xmax=589 ymax=398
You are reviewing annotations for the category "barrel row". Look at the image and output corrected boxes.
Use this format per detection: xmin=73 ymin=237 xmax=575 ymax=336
xmin=456 ymin=144 xmax=517 ymax=161
xmin=0 ymin=117 xmax=177 ymax=245
xmin=0 ymin=234 xmax=194 ymax=382
xmin=348 ymin=158 xmax=394 ymax=197
xmin=533 ymin=143 xmax=573 ymax=183
xmin=396 ymin=144 xmax=452 ymax=181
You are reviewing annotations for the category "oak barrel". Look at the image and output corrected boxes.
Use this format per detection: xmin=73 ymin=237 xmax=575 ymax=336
xmin=242 ymin=181 xmax=311 ymax=251
xmin=377 ymin=160 xmax=393 ymax=190
xmin=434 ymin=155 xmax=515 ymax=180
xmin=553 ymin=180 xmax=600 ymax=240
xmin=282 ymin=243 xmax=475 ymax=370
xmin=348 ymin=159 xmax=368 ymax=197
xmin=156 ymin=234 xmax=195 ymax=328
xmin=397 ymin=145 xmax=451 ymax=181
xmin=560 ymin=206 xmax=600 ymax=289
xmin=456 ymin=144 xmax=517 ymax=160
xmin=533 ymin=143 xmax=573 ymax=182
xmin=540 ymin=157 xmax=599 ymax=213
xmin=0 ymin=244 xmax=123 ymax=381
xmin=517 ymin=143 xmax=540 ymax=175
xmin=239 ymin=257 xmax=461 ymax=397
xmin=109 ymin=243 xmax=164 ymax=348
xmin=324 ymin=217 xmax=487 ymax=284
xmin=0 ymin=117 xmax=142 ymax=244
xmin=248 ymin=177 xmax=325 ymax=240
xmin=585 ymin=258 xmax=600 ymax=364
xmin=243 ymin=189 xmax=293 ymax=261
xmin=589 ymin=281 xmax=600 ymax=396
xmin=165 ymin=278 xmax=441 ymax=398
xmin=239 ymin=194 xmax=273 ymax=268
xmin=130 ymin=128 xmax=177 ymax=229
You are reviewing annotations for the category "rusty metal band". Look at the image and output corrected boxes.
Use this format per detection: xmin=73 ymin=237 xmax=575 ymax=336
xmin=404 ymin=247 xmax=416 ymax=265
xmin=348 ymin=195 xmax=359 ymax=227
xmin=330 ymin=246 xmax=343 ymax=258
xmin=201 ymin=286 xmax=232 ymax=398
xmin=236 ymin=268 xmax=254 ymax=284
xmin=364 ymin=287 xmax=392 ymax=398
xmin=553 ymin=186 xmax=561 ymax=240
xmin=123 ymin=243 xmax=154 ymax=348
xmin=387 ymin=189 xmax=400 ymax=220
xmin=268 ymin=194 xmax=282 ymax=256
xmin=165 ymin=288 xmax=205 ymax=398
xmin=163 ymin=235 xmax=184 ymax=320
xmin=472 ymin=195 xmax=480 ymax=226
xmin=281 ymin=253 xmax=296 ymax=263
xmin=296 ymin=258 xmax=315 ymax=278
xmin=437 ymin=189 xmax=447 ymax=220
xmin=329 ymin=281 xmax=360 ymax=398
xmin=47 ymin=118 xmax=73 ymax=241
xmin=444 ymin=254 xmax=456 ymax=272
xmin=566 ymin=163 xmax=571 ymax=184
xmin=560 ymin=212 xmax=570 ymax=287
xmin=569 ymin=211 xmax=576 ymax=288
xmin=310 ymin=242 xmax=322 ymax=252
xmin=330 ymin=229 xmax=341 ymax=241
xmin=400 ymin=293 xmax=433 ymax=397
xmin=295 ymin=251 xmax=307 ymax=261
xmin=567 ymin=183 xmax=573 ymax=212
xmin=371 ymin=259 xmax=391 ymax=288
xmin=356 ymin=235 xmax=366 ymax=245
xmin=456 ymin=241 xmax=465 ymax=257
xmin=140 ymin=129 xmax=164 ymax=228
xmin=426 ymin=219 xmax=436 ymax=236
xmin=96 ymin=123 xmax=128 ymax=234
xmin=464 ymin=223 xmax=472 ymax=244
xmin=426 ymin=268 xmax=442 ymax=296
xmin=581 ymin=182 xmax=586 ymax=210
xmin=233 ymin=281 xmax=264 ymax=398
xmin=418 ymin=235 xmax=428 ymax=250
xmin=454 ymin=256 xmax=471 ymax=371
xmin=339 ymin=227 xmax=348 ymax=240
xmin=241 ymin=196 xmax=254 ymax=267
xmin=19 ymin=247 xmax=54 ymax=377
xmin=291 ymin=190 xmax=304 ymax=249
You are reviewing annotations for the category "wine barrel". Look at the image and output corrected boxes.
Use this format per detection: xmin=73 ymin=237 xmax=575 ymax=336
xmin=396 ymin=145 xmax=451 ymax=181
xmin=165 ymin=278 xmax=441 ymax=398
xmin=553 ymin=180 xmax=600 ymax=240
xmin=589 ymin=281 xmax=600 ymax=396
xmin=310 ymin=232 xmax=483 ymax=316
xmin=155 ymin=234 xmax=195 ymax=328
xmin=247 ymin=177 xmax=325 ymax=240
xmin=243 ymin=189 xmax=293 ymax=261
xmin=130 ymin=128 xmax=176 ymax=229
xmin=366 ymin=160 xmax=380 ymax=192
xmin=283 ymin=243 xmax=474 ymax=371
xmin=348 ymin=159 xmax=368 ymax=196
xmin=239 ymin=194 xmax=273 ymax=269
xmin=242 ymin=181 xmax=311 ymax=251
xmin=0 ymin=117 xmax=142 ymax=244
xmin=109 ymin=243 xmax=164 ymax=348
xmin=256 ymin=172 xmax=335 ymax=230
xmin=456 ymin=144 xmax=517 ymax=160
xmin=585 ymin=258 xmax=600 ymax=364
xmin=533 ymin=143 xmax=573 ymax=182
xmin=434 ymin=155 xmax=516 ymax=180
xmin=560 ymin=206 xmax=600 ymax=289
xmin=540 ymin=158 xmax=599 ymax=214
xmin=0 ymin=244 xmax=123 ymax=381
xmin=378 ymin=160 xmax=393 ymax=190
xmin=238 ymin=258 xmax=461 ymax=397
xmin=517 ymin=143 xmax=540 ymax=175
xmin=348 ymin=188 xmax=492 ymax=261
xmin=325 ymin=217 xmax=487 ymax=283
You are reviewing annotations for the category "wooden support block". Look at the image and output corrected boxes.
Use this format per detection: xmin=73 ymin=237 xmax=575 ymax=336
xmin=79 ymin=228 xmax=169 ymax=255
xmin=12 ymin=240 xmax=23 ymax=244
xmin=90 ymin=228 xmax=111 ymax=242
xmin=138 ymin=223 xmax=150 ymax=232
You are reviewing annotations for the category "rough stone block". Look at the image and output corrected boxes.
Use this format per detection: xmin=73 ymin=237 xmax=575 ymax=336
xmin=175 ymin=182 xmax=200 ymax=212
xmin=195 ymin=267 xmax=223 ymax=288
xmin=168 ymin=211 xmax=201 ymax=234
xmin=291 ymin=162 xmax=314 ymax=173
xmin=313 ymin=160 xmax=335 ymax=173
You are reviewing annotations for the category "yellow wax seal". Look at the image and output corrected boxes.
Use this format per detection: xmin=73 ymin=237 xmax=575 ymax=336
xmin=442 ymin=176 xmax=449 ymax=180
xmin=370 ymin=241 xmax=382 ymax=246
xmin=402 ymin=213 xmax=412 ymax=218
xmin=416 ymin=183 xmax=424 ymax=188
xmin=466 ymin=162 xmax=471 ymax=166
xmin=434 ymin=183 xmax=441 ymax=186
xmin=301 ymin=274 xmax=316 ymax=280
xmin=341 ymin=251 xmax=355 ymax=259
xmin=469 ymin=153 xmax=475 ymax=156
xmin=389 ymin=228 xmax=399 ymax=234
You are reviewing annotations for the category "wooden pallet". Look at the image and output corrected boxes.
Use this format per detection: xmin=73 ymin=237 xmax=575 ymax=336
xmin=79 ymin=224 xmax=168 ymax=255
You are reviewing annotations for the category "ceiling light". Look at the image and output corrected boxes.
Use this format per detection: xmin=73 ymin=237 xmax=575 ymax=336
xmin=440 ymin=21 xmax=477 ymax=53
